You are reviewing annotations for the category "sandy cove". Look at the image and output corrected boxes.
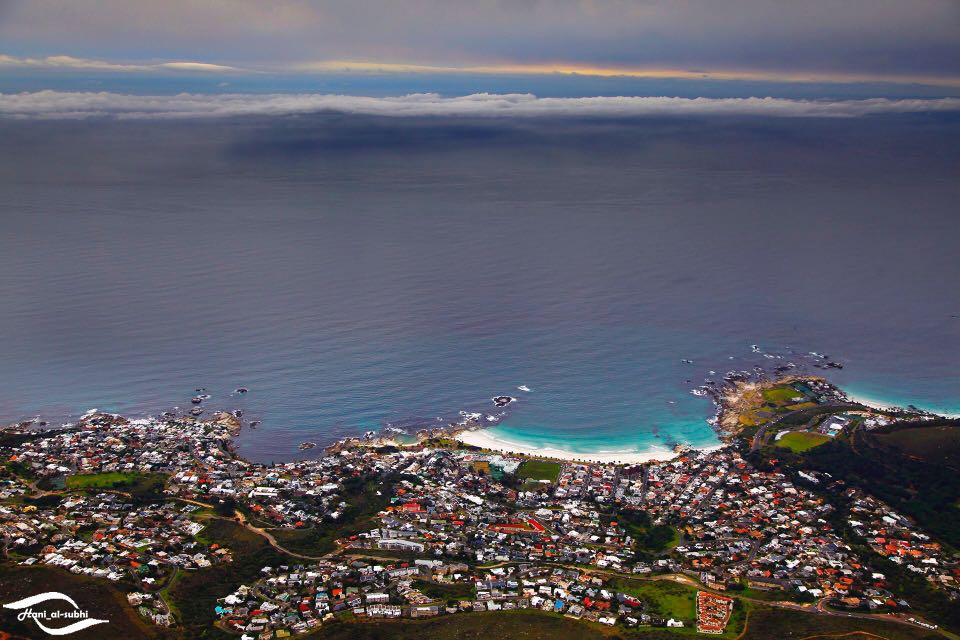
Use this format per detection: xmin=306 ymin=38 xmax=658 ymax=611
xmin=454 ymin=428 xmax=724 ymax=465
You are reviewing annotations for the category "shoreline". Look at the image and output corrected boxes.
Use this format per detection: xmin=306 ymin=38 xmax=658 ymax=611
xmin=454 ymin=427 xmax=725 ymax=464
xmin=450 ymin=374 xmax=954 ymax=465
xmin=842 ymin=390 xmax=960 ymax=419
xmin=6 ymin=376 xmax=955 ymax=465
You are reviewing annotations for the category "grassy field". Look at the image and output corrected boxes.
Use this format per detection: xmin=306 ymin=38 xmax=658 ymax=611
xmin=776 ymin=431 xmax=831 ymax=453
xmin=66 ymin=471 xmax=141 ymax=488
xmin=516 ymin=459 xmax=562 ymax=483
xmin=609 ymin=578 xmax=697 ymax=622
xmin=65 ymin=471 xmax=168 ymax=502
xmin=762 ymin=386 xmax=805 ymax=405
xmin=606 ymin=578 xmax=752 ymax=637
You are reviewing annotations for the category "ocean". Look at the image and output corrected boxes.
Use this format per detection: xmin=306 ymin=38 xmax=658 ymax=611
xmin=1 ymin=113 xmax=958 ymax=462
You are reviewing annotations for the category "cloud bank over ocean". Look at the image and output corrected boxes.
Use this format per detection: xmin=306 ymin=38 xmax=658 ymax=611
xmin=3 ymin=91 xmax=960 ymax=120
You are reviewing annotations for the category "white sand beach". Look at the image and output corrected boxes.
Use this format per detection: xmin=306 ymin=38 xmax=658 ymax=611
xmin=845 ymin=392 xmax=900 ymax=412
xmin=845 ymin=391 xmax=960 ymax=419
xmin=455 ymin=428 xmax=724 ymax=464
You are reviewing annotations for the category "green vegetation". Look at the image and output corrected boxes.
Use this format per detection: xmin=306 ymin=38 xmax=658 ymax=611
xmin=312 ymin=608 xmax=682 ymax=640
xmin=773 ymin=403 xmax=862 ymax=430
xmin=824 ymin=494 xmax=960 ymax=636
xmin=413 ymin=579 xmax=476 ymax=604
xmin=798 ymin=420 xmax=960 ymax=547
xmin=602 ymin=579 xmax=748 ymax=637
xmin=0 ymin=428 xmax=79 ymax=448
xmin=0 ymin=564 xmax=933 ymax=640
xmin=761 ymin=419 xmax=960 ymax=633
xmin=874 ymin=424 xmax=960 ymax=466
xmin=609 ymin=578 xmax=696 ymax=621
xmin=775 ymin=431 xmax=830 ymax=452
xmin=271 ymin=476 xmax=392 ymax=556
xmin=37 ymin=474 xmax=66 ymax=491
xmin=516 ymin=459 xmax=561 ymax=483
xmin=23 ymin=492 xmax=63 ymax=508
xmin=66 ymin=471 xmax=141 ymax=488
xmin=65 ymin=471 xmax=168 ymax=502
xmin=3 ymin=459 xmax=37 ymax=480
xmin=422 ymin=437 xmax=472 ymax=450
xmin=861 ymin=546 xmax=960 ymax=635
xmin=738 ymin=412 xmax=761 ymax=427
xmin=615 ymin=509 xmax=678 ymax=559
xmin=165 ymin=517 xmax=288 ymax=637
xmin=761 ymin=386 xmax=804 ymax=404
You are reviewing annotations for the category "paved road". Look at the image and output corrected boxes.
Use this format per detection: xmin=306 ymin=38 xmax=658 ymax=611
xmin=539 ymin=564 xmax=945 ymax=635
xmin=750 ymin=402 xmax=860 ymax=453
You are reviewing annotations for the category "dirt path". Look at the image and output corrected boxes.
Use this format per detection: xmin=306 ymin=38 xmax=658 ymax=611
xmin=226 ymin=509 xmax=337 ymax=561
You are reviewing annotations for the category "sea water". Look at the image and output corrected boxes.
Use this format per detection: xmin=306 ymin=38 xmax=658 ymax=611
xmin=0 ymin=114 xmax=957 ymax=461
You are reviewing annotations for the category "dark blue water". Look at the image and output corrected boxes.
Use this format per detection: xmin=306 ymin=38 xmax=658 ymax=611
xmin=1 ymin=114 xmax=958 ymax=461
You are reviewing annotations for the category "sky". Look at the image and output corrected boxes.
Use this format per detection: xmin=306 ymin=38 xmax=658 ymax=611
xmin=0 ymin=0 xmax=958 ymax=91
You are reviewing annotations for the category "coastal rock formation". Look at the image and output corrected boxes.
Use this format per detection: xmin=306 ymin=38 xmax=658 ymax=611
xmin=209 ymin=411 xmax=242 ymax=435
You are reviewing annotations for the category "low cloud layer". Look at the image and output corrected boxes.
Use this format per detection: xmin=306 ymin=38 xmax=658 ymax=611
xmin=0 ymin=54 xmax=240 ymax=73
xmin=2 ymin=91 xmax=959 ymax=120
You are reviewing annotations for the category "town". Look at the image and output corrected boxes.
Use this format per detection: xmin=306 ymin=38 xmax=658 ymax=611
xmin=0 ymin=381 xmax=957 ymax=639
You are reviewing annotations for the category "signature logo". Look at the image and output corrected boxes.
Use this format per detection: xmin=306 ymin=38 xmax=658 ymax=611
xmin=3 ymin=592 xmax=108 ymax=636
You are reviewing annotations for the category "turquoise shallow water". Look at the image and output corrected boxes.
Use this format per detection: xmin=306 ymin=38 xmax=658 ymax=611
xmin=841 ymin=384 xmax=960 ymax=418
xmin=0 ymin=115 xmax=957 ymax=461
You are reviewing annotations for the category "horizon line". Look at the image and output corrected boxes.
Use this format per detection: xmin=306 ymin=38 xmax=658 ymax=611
xmin=2 ymin=53 xmax=959 ymax=89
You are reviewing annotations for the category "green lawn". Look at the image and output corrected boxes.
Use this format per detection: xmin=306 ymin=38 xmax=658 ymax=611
xmin=610 ymin=579 xmax=753 ymax=637
xmin=65 ymin=472 xmax=168 ymax=502
xmin=516 ymin=460 xmax=562 ymax=483
xmin=776 ymin=431 xmax=830 ymax=453
xmin=761 ymin=386 xmax=804 ymax=405
xmin=609 ymin=578 xmax=697 ymax=621
xmin=66 ymin=471 xmax=139 ymax=488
